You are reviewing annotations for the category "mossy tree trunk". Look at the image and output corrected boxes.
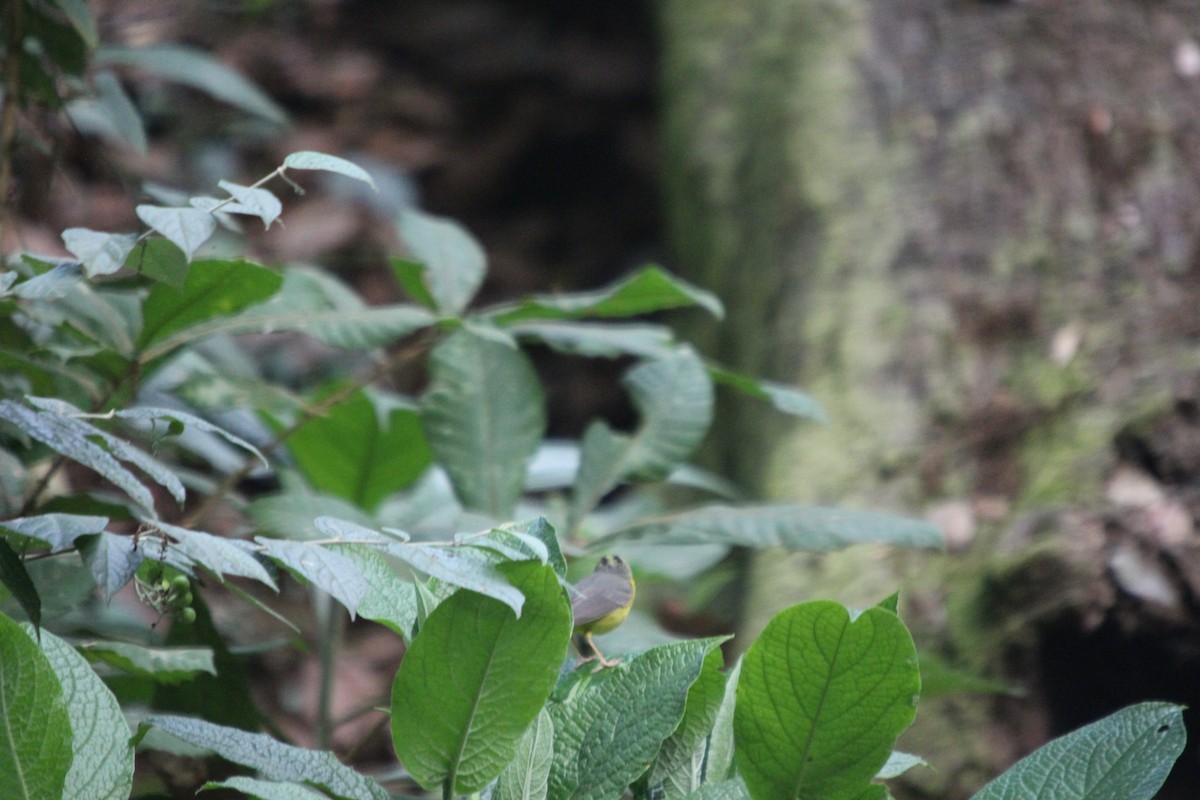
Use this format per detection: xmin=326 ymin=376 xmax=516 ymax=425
xmin=659 ymin=2 xmax=1200 ymax=797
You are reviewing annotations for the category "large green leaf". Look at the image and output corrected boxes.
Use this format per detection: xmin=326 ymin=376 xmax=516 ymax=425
xmin=734 ymin=601 xmax=920 ymax=800
xmin=324 ymin=544 xmax=418 ymax=641
xmin=78 ymin=641 xmax=216 ymax=685
xmin=0 ymin=399 xmax=156 ymax=511
xmin=490 ymin=265 xmax=724 ymax=323
xmin=255 ymin=538 xmax=367 ymax=617
xmin=397 ymin=208 xmax=487 ymax=315
xmin=391 ymin=561 xmax=572 ymax=794
xmin=547 ymin=637 xmax=725 ymax=800
xmin=202 ymin=776 xmax=331 ymax=800
xmin=0 ymin=611 xmax=72 ymax=800
xmin=313 ymin=517 xmax=526 ymax=615
xmin=140 ymin=715 xmax=388 ymax=800
xmin=420 ymin=328 xmax=546 ymax=517
xmin=137 ymin=259 xmax=283 ymax=354
xmin=0 ymin=513 xmax=108 ymax=551
xmin=97 ymin=45 xmax=288 ymax=124
xmin=493 ymin=708 xmax=555 ymax=800
xmin=570 ymin=349 xmax=713 ymax=525
xmin=969 ymin=702 xmax=1185 ymax=800
xmin=158 ymin=522 xmax=277 ymax=589
xmin=77 ymin=532 xmax=142 ymax=602
xmin=286 ymin=389 xmax=431 ymax=511
xmin=24 ymin=396 xmax=187 ymax=506
xmin=143 ymin=267 xmax=434 ymax=359
xmin=594 ymin=505 xmax=943 ymax=552
xmin=35 ymin=627 xmax=133 ymax=800
xmin=648 ymin=647 xmax=728 ymax=798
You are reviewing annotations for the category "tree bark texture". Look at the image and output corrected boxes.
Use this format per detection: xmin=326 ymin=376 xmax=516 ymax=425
xmin=660 ymin=2 xmax=1200 ymax=797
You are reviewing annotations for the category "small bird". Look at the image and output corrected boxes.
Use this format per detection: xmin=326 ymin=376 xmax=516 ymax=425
xmin=571 ymin=555 xmax=635 ymax=669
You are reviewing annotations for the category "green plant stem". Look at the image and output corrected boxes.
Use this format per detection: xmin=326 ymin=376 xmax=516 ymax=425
xmin=315 ymin=592 xmax=344 ymax=751
xmin=0 ymin=0 xmax=23 ymax=246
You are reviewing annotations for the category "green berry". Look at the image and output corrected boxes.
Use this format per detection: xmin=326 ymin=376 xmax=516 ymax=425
xmin=171 ymin=575 xmax=190 ymax=593
xmin=182 ymin=591 xmax=193 ymax=607
xmin=177 ymin=607 xmax=197 ymax=624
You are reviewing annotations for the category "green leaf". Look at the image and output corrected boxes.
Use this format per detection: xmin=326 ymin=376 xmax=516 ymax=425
xmin=24 ymin=396 xmax=187 ymax=506
xmin=11 ymin=261 xmax=83 ymax=299
xmin=491 ymin=265 xmax=724 ymax=323
xmin=202 ymin=776 xmax=330 ymax=800
xmin=509 ymin=321 xmax=677 ymax=359
xmin=312 ymin=518 xmax=525 ymax=615
xmin=398 ymin=208 xmax=486 ymax=315
xmin=570 ymin=349 xmax=713 ymax=525
xmin=66 ymin=70 xmax=148 ymax=154
xmin=78 ymin=641 xmax=216 ymax=684
xmin=707 ymin=365 xmax=826 ymax=422
xmin=0 ymin=539 xmax=40 ymax=632
xmin=113 ymin=406 xmax=268 ymax=467
xmin=0 ymin=611 xmax=72 ymax=800
xmin=0 ymin=400 xmax=157 ymax=510
xmin=547 ymin=637 xmax=726 ymax=800
xmin=391 ymin=561 xmax=572 ymax=794
xmin=62 ymin=228 xmax=137 ymax=277
xmin=125 ymin=237 xmax=188 ymax=289
xmin=596 ymin=505 xmax=943 ymax=552
xmin=148 ymin=267 xmax=434 ymax=357
xmin=77 ymin=532 xmax=142 ymax=602
xmin=389 ymin=257 xmax=437 ymax=308
xmin=216 ymin=180 xmax=282 ymax=228
xmin=158 ymin=522 xmax=277 ymax=589
xmin=34 ymin=627 xmax=133 ymax=800
xmin=324 ymin=544 xmax=418 ymax=641
xmin=969 ymin=702 xmax=1186 ymax=800
xmin=97 ymin=45 xmax=288 ymax=124
xmin=421 ymin=329 xmax=546 ymax=517
xmin=648 ymin=646 xmax=728 ymax=798
xmin=136 ymin=205 xmax=217 ymax=262
xmin=287 ymin=389 xmax=431 ymax=510
xmin=493 ymin=707 xmax=555 ymax=800
xmin=0 ymin=513 xmax=108 ymax=551
xmin=51 ymin=0 xmax=99 ymax=48
xmin=137 ymin=259 xmax=282 ymax=353
xmin=497 ymin=517 xmax=567 ymax=578
xmin=142 ymin=715 xmax=389 ymax=800
xmin=734 ymin=601 xmax=920 ymax=800
xmin=283 ymin=151 xmax=377 ymax=190
xmin=704 ymin=658 xmax=741 ymax=783
xmin=255 ymin=538 xmax=367 ymax=617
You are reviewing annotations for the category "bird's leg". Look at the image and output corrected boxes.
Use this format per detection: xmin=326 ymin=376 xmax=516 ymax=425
xmin=584 ymin=633 xmax=622 ymax=671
